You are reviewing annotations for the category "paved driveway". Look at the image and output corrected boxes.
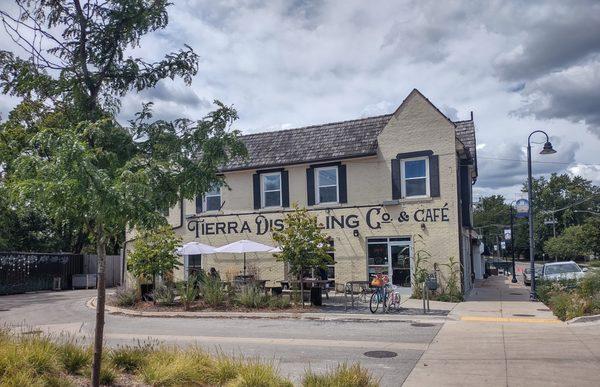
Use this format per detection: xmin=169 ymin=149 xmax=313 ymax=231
xmin=0 ymin=289 xmax=441 ymax=385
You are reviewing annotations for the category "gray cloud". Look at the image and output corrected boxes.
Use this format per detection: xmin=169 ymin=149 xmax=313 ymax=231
xmin=476 ymin=139 xmax=580 ymax=189
xmin=514 ymin=61 xmax=600 ymax=137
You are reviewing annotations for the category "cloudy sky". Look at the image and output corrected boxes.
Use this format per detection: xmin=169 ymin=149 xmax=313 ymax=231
xmin=1 ymin=0 xmax=599 ymax=201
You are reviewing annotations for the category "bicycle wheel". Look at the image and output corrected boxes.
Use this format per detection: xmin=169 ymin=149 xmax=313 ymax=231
xmin=369 ymin=291 xmax=380 ymax=313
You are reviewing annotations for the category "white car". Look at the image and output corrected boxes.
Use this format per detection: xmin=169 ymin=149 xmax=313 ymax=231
xmin=541 ymin=261 xmax=588 ymax=282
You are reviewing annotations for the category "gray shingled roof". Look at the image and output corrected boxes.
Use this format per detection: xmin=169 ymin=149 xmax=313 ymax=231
xmin=222 ymin=114 xmax=393 ymax=171
xmin=222 ymin=114 xmax=477 ymax=173
xmin=454 ymin=119 xmax=478 ymax=175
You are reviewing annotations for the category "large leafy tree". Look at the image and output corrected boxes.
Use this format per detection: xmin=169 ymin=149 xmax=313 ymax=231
xmin=0 ymin=2 xmax=246 ymax=385
xmin=526 ymin=173 xmax=600 ymax=256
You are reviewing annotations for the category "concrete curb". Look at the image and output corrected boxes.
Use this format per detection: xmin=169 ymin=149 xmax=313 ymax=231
xmin=566 ymin=313 xmax=600 ymax=324
xmin=87 ymin=297 xmax=452 ymax=323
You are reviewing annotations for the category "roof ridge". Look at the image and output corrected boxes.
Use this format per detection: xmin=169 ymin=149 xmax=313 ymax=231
xmin=239 ymin=113 xmax=393 ymax=138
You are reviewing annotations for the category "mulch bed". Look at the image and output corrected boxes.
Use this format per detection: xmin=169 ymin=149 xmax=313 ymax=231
xmin=110 ymin=300 xmax=315 ymax=313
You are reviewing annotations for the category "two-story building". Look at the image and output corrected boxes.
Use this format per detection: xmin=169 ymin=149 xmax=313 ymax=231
xmin=130 ymin=89 xmax=478 ymax=294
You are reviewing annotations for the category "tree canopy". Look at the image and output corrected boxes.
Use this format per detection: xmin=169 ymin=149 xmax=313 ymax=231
xmin=0 ymin=1 xmax=246 ymax=385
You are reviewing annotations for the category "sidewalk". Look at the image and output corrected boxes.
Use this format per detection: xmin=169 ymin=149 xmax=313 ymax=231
xmin=402 ymin=276 xmax=600 ymax=386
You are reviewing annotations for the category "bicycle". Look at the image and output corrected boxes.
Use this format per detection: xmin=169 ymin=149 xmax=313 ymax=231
xmin=369 ymin=275 xmax=401 ymax=313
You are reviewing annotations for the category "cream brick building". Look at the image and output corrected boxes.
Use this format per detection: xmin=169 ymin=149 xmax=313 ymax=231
xmin=127 ymin=89 xmax=478 ymax=294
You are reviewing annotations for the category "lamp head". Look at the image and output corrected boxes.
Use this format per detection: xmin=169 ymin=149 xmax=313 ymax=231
xmin=540 ymin=141 xmax=556 ymax=155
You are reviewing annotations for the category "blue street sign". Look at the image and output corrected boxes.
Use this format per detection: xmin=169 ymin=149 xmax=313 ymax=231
xmin=515 ymin=198 xmax=529 ymax=218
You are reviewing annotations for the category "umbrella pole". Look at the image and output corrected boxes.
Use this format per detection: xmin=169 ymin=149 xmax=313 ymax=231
xmin=243 ymin=252 xmax=246 ymax=276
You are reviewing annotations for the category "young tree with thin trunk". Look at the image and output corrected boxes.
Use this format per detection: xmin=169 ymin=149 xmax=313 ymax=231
xmin=0 ymin=2 xmax=246 ymax=385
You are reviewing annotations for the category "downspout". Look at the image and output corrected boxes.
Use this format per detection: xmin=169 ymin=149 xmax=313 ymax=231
xmin=121 ymin=198 xmax=185 ymax=287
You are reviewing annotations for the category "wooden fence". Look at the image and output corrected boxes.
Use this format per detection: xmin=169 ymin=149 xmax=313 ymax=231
xmin=0 ymin=252 xmax=123 ymax=295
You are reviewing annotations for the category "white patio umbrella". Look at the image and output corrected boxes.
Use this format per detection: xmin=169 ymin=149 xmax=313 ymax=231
xmin=215 ymin=239 xmax=277 ymax=276
xmin=176 ymin=241 xmax=217 ymax=255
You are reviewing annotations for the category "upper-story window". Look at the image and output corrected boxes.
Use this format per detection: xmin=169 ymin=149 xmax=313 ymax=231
xmin=316 ymin=166 xmax=338 ymax=204
xmin=401 ymin=157 xmax=429 ymax=198
xmin=261 ymin=172 xmax=282 ymax=207
xmin=204 ymin=186 xmax=221 ymax=211
xmin=196 ymin=185 xmax=221 ymax=213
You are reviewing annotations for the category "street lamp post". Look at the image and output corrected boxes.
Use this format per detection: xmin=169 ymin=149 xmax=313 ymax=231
xmin=510 ymin=203 xmax=517 ymax=283
xmin=527 ymin=130 xmax=556 ymax=301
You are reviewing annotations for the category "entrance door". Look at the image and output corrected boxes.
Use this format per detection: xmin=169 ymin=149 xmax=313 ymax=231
xmin=367 ymin=237 xmax=412 ymax=288
xmin=390 ymin=242 xmax=411 ymax=287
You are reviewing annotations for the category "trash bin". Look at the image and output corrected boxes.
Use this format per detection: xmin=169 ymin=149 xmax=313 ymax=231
xmin=310 ymin=287 xmax=322 ymax=306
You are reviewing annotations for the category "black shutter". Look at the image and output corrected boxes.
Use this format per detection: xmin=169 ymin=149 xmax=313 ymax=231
xmin=338 ymin=165 xmax=347 ymax=203
xmin=429 ymin=155 xmax=440 ymax=197
xmin=252 ymin=173 xmax=261 ymax=209
xmin=281 ymin=170 xmax=290 ymax=207
xmin=460 ymin=165 xmax=472 ymax=227
xmin=195 ymin=194 xmax=203 ymax=213
xmin=306 ymin=168 xmax=315 ymax=206
xmin=391 ymin=159 xmax=401 ymax=200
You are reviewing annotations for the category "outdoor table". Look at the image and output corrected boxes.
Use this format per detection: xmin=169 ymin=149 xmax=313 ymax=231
xmin=279 ymin=279 xmax=330 ymax=305
xmin=344 ymin=280 xmax=371 ymax=311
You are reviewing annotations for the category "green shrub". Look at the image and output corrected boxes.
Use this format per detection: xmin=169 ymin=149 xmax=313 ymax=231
xmin=303 ymin=363 xmax=379 ymax=387
xmin=57 ymin=339 xmax=91 ymax=374
xmin=109 ymin=344 xmax=151 ymax=373
xmin=588 ymin=260 xmax=600 ymax=268
xmin=114 ymin=286 xmax=138 ymax=307
xmin=236 ymin=286 xmax=268 ymax=308
xmin=202 ymin=276 xmax=226 ymax=307
xmin=579 ymin=272 xmax=600 ymax=298
xmin=549 ymin=293 xmax=585 ymax=321
xmin=152 ymin=285 xmax=176 ymax=305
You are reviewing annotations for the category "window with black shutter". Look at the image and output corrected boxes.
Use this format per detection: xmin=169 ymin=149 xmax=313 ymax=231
xmin=395 ymin=150 xmax=440 ymax=199
xmin=307 ymin=163 xmax=347 ymax=205
xmin=253 ymin=169 xmax=290 ymax=209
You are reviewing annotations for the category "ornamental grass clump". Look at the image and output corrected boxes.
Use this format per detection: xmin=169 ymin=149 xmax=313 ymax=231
xmin=152 ymin=285 xmax=176 ymax=306
xmin=236 ymin=285 xmax=268 ymax=308
xmin=202 ymin=276 xmax=226 ymax=307
xmin=57 ymin=338 xmax=91 ymax=375
xmin=114 ymin=286 xmax=138 ymax=307
xmin=302 ymin=363 xmax=379 ymax=387
xmin=177 ymin=278 xmax=199 ymax=311
xmin=108 ymin=344 xmax=153 ymax=373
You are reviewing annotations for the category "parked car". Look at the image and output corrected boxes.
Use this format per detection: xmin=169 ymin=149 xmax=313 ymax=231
xmin=523 ymin=267 xmax=532 ymax=286
xmin=541 ymin=261 xmax=588 ymax=282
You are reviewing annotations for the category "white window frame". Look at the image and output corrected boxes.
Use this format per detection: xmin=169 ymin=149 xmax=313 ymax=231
xmin=315 ymin=166 xmax=339 ymax=204
xmin=203 ymin=186 xmax=221 ymax=212
xmin=261 ymin=172 xmax=282 ymax=208
xmin=401 ymin=156 xmax=429 ymax=198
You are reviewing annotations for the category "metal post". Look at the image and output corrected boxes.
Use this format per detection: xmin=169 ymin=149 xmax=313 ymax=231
xmin=422 ymin=282 xmax=427 ymax=314
xmin=511 ymin=205 xmax=517 ymax=283
xmin=527 ymin=141 xmax=536 ymax=300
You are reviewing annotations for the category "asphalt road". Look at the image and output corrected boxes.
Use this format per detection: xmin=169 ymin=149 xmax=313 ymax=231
xmin=0 ymin=289 xmax=442 ymax=385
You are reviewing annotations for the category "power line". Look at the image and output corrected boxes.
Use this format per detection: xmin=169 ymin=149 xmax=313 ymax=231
xmin=478 ymin=156 xmax=600 ymax=167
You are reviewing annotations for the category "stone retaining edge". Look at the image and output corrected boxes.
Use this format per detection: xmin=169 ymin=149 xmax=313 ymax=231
xmin=86 ymin=297 xmax=452 ymax=323
xmin=566 ymin=313 xmax=600 ymax=324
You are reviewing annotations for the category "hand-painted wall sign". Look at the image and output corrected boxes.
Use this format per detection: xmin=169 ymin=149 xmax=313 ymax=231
xmin=187 ymin=204 xmax=451 ymax=238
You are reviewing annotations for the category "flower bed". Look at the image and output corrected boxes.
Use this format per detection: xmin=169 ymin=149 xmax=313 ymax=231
xmin=111 ymin=276 xmax=314 ymax=313
xmin=536 ymin=271 xmax=600 ymax=321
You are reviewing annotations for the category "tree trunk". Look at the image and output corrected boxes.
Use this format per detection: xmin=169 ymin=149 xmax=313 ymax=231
xmin=91 ymin=229 xmax=107 ymax=387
